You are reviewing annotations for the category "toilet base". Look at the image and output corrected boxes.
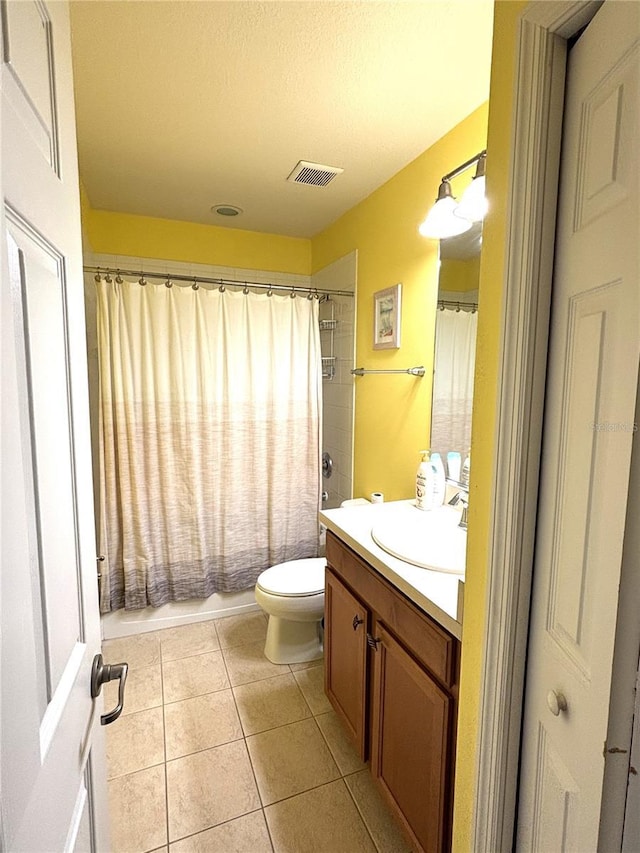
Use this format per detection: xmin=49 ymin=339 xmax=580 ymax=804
xmin=263 ymin=615 xmax=323 ymax=664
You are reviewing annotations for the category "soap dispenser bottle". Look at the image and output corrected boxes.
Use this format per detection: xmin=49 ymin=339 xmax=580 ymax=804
xmin=416 ymin=450 xmax=434 ymax=511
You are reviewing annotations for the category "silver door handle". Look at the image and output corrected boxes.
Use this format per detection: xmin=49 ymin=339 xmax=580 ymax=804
xmin=91 ymin=653 xmax=128 ymax=725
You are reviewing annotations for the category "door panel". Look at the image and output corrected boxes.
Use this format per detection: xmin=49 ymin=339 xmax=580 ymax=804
xmin=324 ymin=569 xmax=368 ymax=758
xmin=370 ymin=622 xmax=452 ymax=853
xmin=517 ymin=2 xmax=639 ymax=848
xmin=1 ymin=1 xmax=109 ymax=850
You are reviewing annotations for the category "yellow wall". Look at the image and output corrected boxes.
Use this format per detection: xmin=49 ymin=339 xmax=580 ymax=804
xmin=452 ymin=3 xmax=527 ymax=849
xmin=439 ymin=255 xmax=481 ymax=293
xmin=83 ymin=207 xmax=311 ymax=275
xmin=311 ymin=103 xmax=489 ymax=502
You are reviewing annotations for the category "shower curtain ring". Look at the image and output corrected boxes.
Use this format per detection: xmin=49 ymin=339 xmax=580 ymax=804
xmin=219 ymin=283 xmax=226 ymax=292
xmin=165 ymin=277 xmax=173 ymax=288
xmin=105 ymin=271 xmax=113 ymax=283
xmin=115 ymin=271 xmax=123 ymax=284
xmin=243 ymin=283 xmax=250 ymax=294
xmin=94 ymin=268 xmax=101 ymax=282
xmin=290 ymin=288 xmax=296 ymax=299
xmin=192 ymin=279 xmax=199 ymax=290
xmin=267 ymin=287 xmax=273 ymax=297
xmin=139 ymin=275 xmax=147 ymax=286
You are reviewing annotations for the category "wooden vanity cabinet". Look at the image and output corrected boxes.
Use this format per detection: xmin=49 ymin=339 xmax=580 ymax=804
xmin=324 ymin=532 xmax=460 ymax=853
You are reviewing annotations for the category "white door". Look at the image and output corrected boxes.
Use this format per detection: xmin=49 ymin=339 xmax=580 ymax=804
xmin=1 ymin=2 xmax=111 ymax=850
xmin=517 ymin=2 xmax=640 ymax=850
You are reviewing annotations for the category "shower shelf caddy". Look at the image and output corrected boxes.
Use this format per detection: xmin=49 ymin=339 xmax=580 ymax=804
xmin=319 ymin=299 xmax=338 ymax=380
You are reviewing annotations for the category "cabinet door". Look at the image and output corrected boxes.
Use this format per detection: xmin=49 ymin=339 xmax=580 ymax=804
xmin=370 ymin=622 xmax=453 ymax=853
xmin=324 ymin=568 xmax=369 ymax=759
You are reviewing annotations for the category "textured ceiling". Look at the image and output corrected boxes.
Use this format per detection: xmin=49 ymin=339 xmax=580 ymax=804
xmin=69 ymin=1 xmax=494 ymax=239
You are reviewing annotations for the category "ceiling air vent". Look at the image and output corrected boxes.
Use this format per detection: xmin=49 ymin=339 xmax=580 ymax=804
xmin=287 ymin=160 xmax=344 ymax=187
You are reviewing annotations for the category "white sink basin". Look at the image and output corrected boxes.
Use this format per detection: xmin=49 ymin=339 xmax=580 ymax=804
xmin=371 ymin=505 xmax=467 ymax=574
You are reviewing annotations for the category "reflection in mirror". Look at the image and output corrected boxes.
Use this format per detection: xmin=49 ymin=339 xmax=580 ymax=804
xmin=430 ymin=221 xmax=481 ymax=463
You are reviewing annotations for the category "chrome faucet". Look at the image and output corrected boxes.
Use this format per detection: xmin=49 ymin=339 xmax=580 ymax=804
xmin=447 ymin=480 xmax=469 ymax=529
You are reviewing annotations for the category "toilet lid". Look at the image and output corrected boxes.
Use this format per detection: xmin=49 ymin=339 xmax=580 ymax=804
xmin=256 ymin=558 xmax=326 ymax=597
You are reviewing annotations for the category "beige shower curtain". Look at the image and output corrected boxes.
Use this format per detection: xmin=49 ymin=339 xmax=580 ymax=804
xmin=430 ymin=307 xmax=478 ymax=458
xmin=97 ymin=281 xmax=322 ymax=612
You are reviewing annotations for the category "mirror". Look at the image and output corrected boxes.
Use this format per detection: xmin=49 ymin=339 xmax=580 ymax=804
xmin=430 ymin=221 xmax=481 ymax=464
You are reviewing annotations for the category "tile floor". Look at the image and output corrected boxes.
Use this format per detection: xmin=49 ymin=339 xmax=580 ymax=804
xmin=102 ymin=611 xmax=412 ymax=852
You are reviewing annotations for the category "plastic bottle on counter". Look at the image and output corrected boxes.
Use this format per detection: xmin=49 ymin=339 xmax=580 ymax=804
xmin=430 ymin=452 xmax=446 ymax=507
xmin=416 ymin=450 xmax=434 ymax=511
xmin=447 ymin=450 xmax=462 ymax=483
xmin=461 ymin=451 xmax=471 ymax=488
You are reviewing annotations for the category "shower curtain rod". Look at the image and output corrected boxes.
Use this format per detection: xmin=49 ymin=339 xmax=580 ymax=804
xmin=84 ymin=265 xmax=355 ymax=299
xmin=437 ymin=298 xmax=478 ymax=312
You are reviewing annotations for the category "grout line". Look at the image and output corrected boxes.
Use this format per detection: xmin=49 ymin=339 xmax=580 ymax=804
xmin=161 ymin=650 xmax=170 ymax=850
xmin=341 ymin=777 xmax=382 ymax=853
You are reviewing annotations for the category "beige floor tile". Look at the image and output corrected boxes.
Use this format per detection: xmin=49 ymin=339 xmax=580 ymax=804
xmin=233 ymin=673 xmax=312 ymax=736
xmin=222 ymin=641 xmax=289 ymax=687
xmin=106 ymin=706 xmax=165 ymax=779
xmin=265 ymin=779 xmax=376 ymax=853
xmin=163 ymin=650 xmax=229 ymax=703
xmin=246 ymin=718 xmax=340 ymax=806
xmin=166 ymin=740 xmax=261 ymax=842
xmin=165 ymin=689 xmax=243 ymax=760
xmin=104 ymin=663 xmax=162 ymax=717
xmin=103 ymin=631 xmax=161 ymax=670
xmin=108 ymin=764 xmax=167 ymax=852
xmin=159 ymin=620 xmax=220 ymax=662
xmin=215 ymin=611 xmax=267 ymax=649
xmin=169 ymin=810 xmax=272 ymax=852
xmin=316 ymin=709 xmax=367 ymax=776
xmin=292 ymin=663 xmax=332 ymax=715
xmin=345 ymin=770 xmax=413 ymax=853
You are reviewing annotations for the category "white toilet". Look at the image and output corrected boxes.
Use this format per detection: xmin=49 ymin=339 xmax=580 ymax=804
xmin=254 ymin=557 xmax=326 ymax=664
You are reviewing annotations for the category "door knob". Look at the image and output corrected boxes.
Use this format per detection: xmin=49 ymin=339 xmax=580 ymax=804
xmin=546 ymin=689 xmax=568 ymax=716
xmin=91 ymin=653 xmax=128 ymax=725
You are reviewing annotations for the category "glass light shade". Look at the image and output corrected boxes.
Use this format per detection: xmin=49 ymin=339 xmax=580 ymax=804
xmin=455 ymin=174 xmax=488 ymax=223
xmin=419 ymin=196 xmax=472 ymax=239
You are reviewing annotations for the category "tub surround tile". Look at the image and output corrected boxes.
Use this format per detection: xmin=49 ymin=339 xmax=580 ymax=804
xmin=168 ymin=810 xmax=273 ymax=852
xmin=103 ymin=631 xmax=161 ymax=670
xmin=215 ymin=612 xmax=268 ymax=649
xmin=292 ymin=663 xmax=332 ymax=715
xmin=106 ymin=706 xmax=165 ymax=779
xmin=264 ymin=779 xmax=375 ymax=853
xmin=108 ymin=764 xmax=167 ymax=853
xmin=166 ymin=740 xmax=261 ymax=842
xmin=164 ymin=689 xmax=243 ymax=760
xmin=345 ymin=770 xmax=412 ymax=853
xmin=222 ymin=641 xmax=289 ymax=687
xmin=104 ymin=663 xmax=162 ymax=717
xmin=233 ymin=673 xmax=312 ymax=736
xmin=316 ymin=709 xmax=367 ymax=776
xmin=159 ymin=620 xmax=220 ymax=661
xmin=162 ymin=650 xmax=229 ymax=703
xmin=246 ymin=718 xmax=340 ymax=805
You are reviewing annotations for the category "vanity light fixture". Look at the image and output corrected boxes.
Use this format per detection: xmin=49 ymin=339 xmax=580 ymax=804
xmin=455 ymin=153 xmax=487 ymax=223
xmin=419 ymin=149 xmax=487 ymax=239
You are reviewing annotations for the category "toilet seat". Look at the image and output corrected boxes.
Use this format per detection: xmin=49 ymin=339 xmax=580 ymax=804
xmin=256 ymin=558 xmax=326 ymax=597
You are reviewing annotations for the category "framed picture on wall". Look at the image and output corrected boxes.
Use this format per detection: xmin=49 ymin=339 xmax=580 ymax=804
xmin=373 ymin=283 xmax=402 ymax=349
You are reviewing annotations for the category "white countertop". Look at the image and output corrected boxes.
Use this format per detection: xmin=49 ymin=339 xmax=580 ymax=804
xmin=319 ymin=500 xmax=465 ymax=640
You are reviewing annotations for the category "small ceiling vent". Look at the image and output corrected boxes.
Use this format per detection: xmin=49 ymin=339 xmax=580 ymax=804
xmin=287 ymin=160 xmax=344 ymax=187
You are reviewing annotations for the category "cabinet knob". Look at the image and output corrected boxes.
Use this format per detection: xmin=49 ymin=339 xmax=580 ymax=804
xmin=352 ymin=615 xmax=364 ymax=630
